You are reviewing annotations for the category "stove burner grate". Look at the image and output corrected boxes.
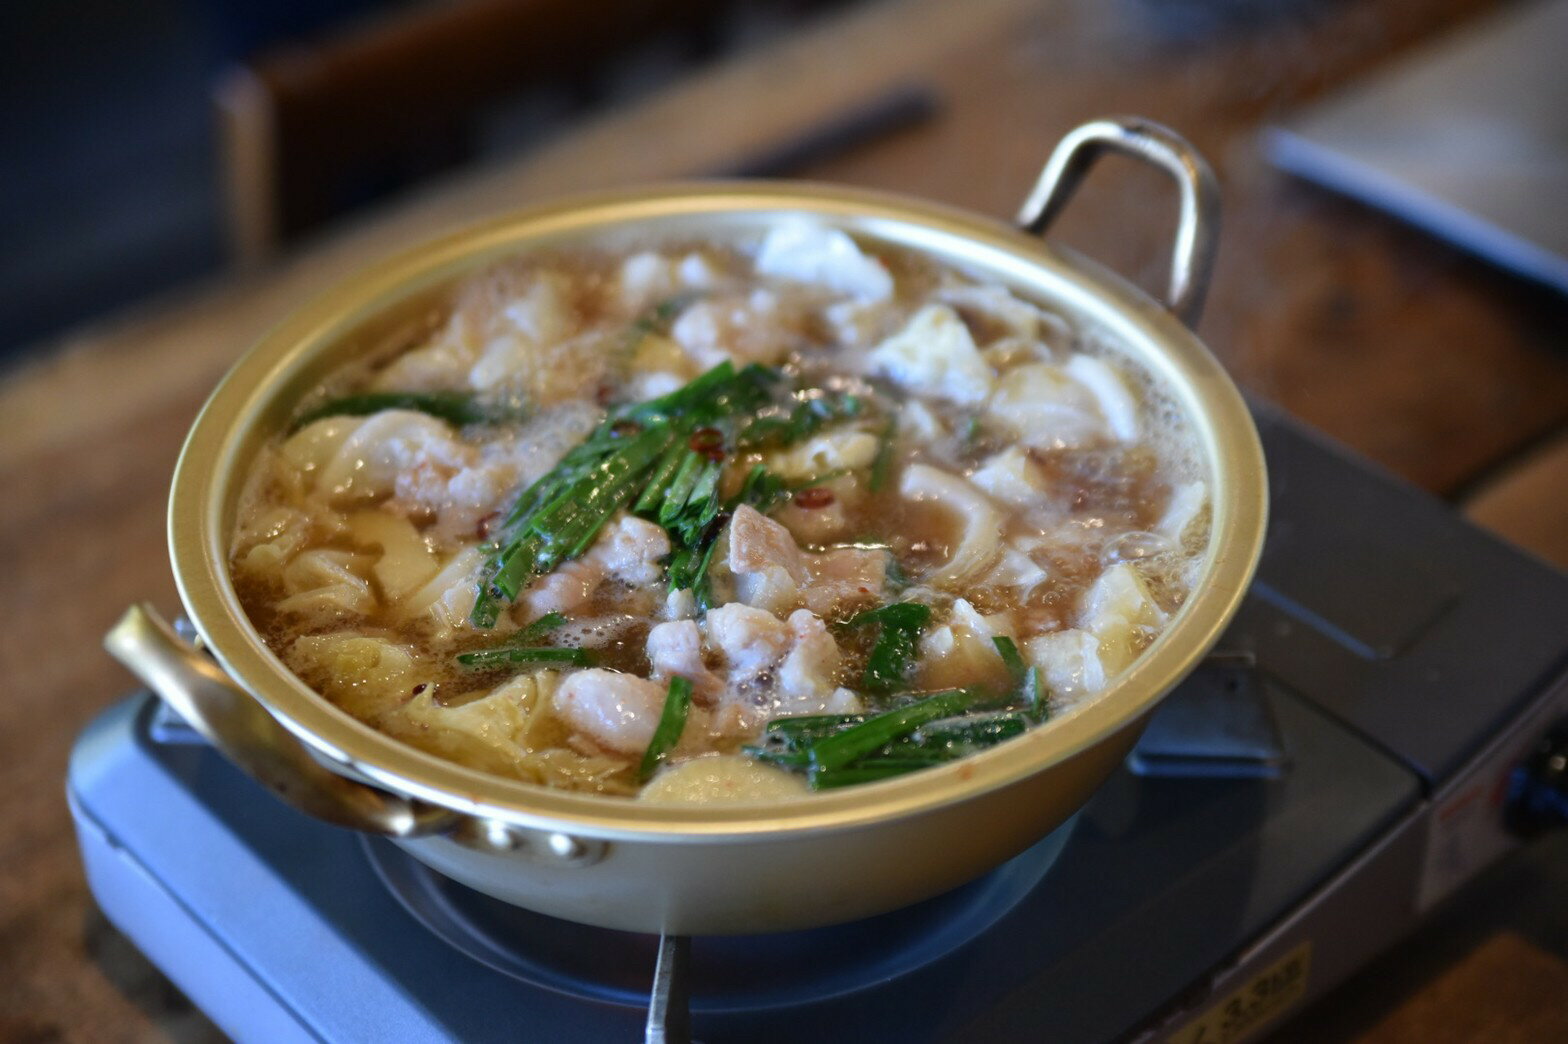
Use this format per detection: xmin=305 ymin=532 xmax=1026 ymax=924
xmin=363 ymin=819 xmax=1075 ymax=1014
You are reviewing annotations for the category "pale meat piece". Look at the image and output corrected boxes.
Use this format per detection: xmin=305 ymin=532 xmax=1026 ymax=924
xmin=986 ymin=363 xmax=1109 ymax=451
xmin=552 ymin=669 xmax=667 ymax=755
xmin=899 ymin=464 xmax=1001 ymax=586
xmin=724 ymin=504 xmax=886 ymax=616
xmin=1024 ymin=629 xmax=1109 ymax=703
xmin=775 ymin=609 xmax=845 ymax=707
xmin=726 ymin=504 xmax=810 ymax=580
xmin=969 ymin=446 xmax=1049 ymax=507
xmin=703 ymin=604 xmax=860 ymax=728
xmin=617 ymin=250 xmax=725 ymax=311
xmin=704 ymin=603 xmax=793 ymax=674
xmin=801 ymin=546 xmax=886 ymax=617
xmin=867 ymin=304 xmax=994 ymax=407
xmin=725 ymin=504 xmax=811 ymax=615
xmin=670 ymin=289 xmax=803 ymax=369
xmin=754 ymin=220 xmax=893 ymax=301
xmin=594 ymin=513 xmax=672 ymax=586
xmin=523 ymin=557 xmax=606 ymax=617
xmin=645 ymin=619 xmax=724 ymax=703
xmin=521 ymin=513 xmax=672 ymax=616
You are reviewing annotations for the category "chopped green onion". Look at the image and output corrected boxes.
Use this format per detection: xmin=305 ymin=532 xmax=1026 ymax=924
xmin=807 ymin=688 xmax=976 ymax=771
xmin=639 ymin=676 xmax=693 ymax=782
xmin=625 ymin=361 xmax=775 ymax=426
xmin=891 ymin=712 xmax=1028 ymax=757
xmin=473 ymin=361 xmax=890 ymax=625
xmin=688 ymin=534 xmax=722 ymax=611
xmin=788 ymin=468 xmax=848 ymax=492
xmin=516 ymin=612 xmax=568 ymax=642
xmin=992 ymin=636 xmax=1028 ymax=682
xmin=633 ymin=440 xmax=690 ymax=514
xmin=808 ymin=758 xmax=936 ymax=790
xmin=734 ymin=389 xmax=863 ymax=450
xmin=1023 ymin=666 xmax=1050 ymax=722
xmin=765 ymin=713 xmax=866 ymax=739
xmin=469 ymin=575 xmax=502 ymax=628
xmin=844 ymin=602 xmax=931 ymax=694
xmin=741 ymin=743 xmax=811 ymax=769
xmin=456 ymin=646 xmax=593 ymax=669
xmin=657 ymin=450 xmax=704 ymax=525
xmin=991 ymin=636 xmax=1050 ymax=720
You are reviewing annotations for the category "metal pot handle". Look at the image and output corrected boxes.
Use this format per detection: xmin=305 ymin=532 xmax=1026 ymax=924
xmin=104 ymin=603 xmax=460 ymax=837
xmin=1015 ymin=116 xmax=1220 ymax=327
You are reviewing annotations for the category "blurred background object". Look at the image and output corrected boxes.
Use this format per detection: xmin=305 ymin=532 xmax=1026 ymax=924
xmin=1267 ymin=0 xmax=1568 ymax=294
xmin=0 ymin=0 xmax=858 ymax=362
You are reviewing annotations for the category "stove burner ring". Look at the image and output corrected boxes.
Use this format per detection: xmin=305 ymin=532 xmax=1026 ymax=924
xmin=363 ymin=817 xmax=1076 ymax=1013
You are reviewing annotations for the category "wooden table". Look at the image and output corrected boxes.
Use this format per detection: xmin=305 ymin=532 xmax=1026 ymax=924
xmin=3 ymin=0 xmax=1566 ymax=1039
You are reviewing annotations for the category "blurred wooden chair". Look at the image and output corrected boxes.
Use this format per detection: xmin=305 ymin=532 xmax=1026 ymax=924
xmin=215 ymin=0 xmax=730 ymax=266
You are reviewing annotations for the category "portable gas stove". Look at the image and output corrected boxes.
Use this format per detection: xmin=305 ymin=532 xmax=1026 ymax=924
xmin=69 ymin=405 xmax=1568 ymax=1043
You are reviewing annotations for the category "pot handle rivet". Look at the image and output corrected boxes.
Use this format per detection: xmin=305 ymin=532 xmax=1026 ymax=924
xmin=1015 ymin=116 xmax=1220 ymax=328
xmin=546 ymin=831 xmax=607 ymax=867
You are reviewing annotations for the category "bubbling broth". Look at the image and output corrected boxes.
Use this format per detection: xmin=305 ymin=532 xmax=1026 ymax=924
xmin=229 ymin=220 xmax=1210 ymax=802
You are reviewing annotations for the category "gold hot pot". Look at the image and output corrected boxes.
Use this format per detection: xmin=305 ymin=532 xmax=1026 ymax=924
xmin=107 ymin=117 xmax=1267 ymax=935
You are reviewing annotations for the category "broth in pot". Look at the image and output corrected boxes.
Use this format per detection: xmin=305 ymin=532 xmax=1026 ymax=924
xmin=229 ymin=219 xmax=1209 ymax=802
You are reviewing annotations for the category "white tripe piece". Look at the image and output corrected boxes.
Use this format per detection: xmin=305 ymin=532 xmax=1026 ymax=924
xmin=1064 ymin=353 xmax=1140 ymax=442
xmin=918 ymin=597 xmax=1015 ymax=689
xmin=670 ymin=289 xmax=797 ymax=369
xmin=346 ymin=510 xmax=440 ymax=602
xmin=985 ymin=363 xmax=1106 ymax=450
xmin=1078 ymin=561 xmax=1167 ymax=675
xmin=1158 ymin=480 xmax=1209 ymax=543
xmin=618 ymin=250 xmax=725 ymax=310
xmin=936 ymin=282 xmax=1053 ymax=341
xmin=899 ymin=464 xmax=1002 ymax=585
xmin=969 ymin=446 xmax=1048 ymax=507
xmin=1023 ymin=629 xmax=1108 ymax=703
xmin=276 ymin=549 xmax=376 ymax=621
xmin=867 ymin=304 xmax=993 ymax=407
xmin=393 ymin=547 xmax=483 ymax=636
xmin=754 ymin=219 xmax=893 ymax=301
xmin=286 ymin=632 xmax=421 ymax=719
xmin=1022 ymin=562 xmax=1169 ymax=701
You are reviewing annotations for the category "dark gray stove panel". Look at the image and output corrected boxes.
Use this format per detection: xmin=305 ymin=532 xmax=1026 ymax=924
xmin=71 ymin=677 xmax=1418 ymax=1044
xmin=1234 ymin=405 xmax=1568 ymax=788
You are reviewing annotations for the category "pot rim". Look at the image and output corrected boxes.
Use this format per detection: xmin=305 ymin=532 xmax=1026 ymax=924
xmin=169 ymin=179 xmax=1267 ymax=843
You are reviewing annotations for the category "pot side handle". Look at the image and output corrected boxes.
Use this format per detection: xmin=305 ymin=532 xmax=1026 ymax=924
xmin=104 ymin=603 xmax=459 ymax=838
xmin=1015 ymin=116 xmax=1219 ymax=327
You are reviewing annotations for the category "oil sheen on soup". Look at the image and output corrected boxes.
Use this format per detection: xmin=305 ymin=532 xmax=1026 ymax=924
xmin=229 ymin=219 xmax=1210 ymax=802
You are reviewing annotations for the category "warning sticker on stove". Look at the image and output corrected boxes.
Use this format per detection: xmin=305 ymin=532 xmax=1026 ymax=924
xmin=1166 ymin=942 xmax=1312 ymax=1044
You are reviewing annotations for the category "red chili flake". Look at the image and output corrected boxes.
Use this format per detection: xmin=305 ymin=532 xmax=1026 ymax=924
xmin=793 ymin=486 xmax=835 ymax=509
xmin=476 ymin=511 xmax=501 ymax=540
xmin=688 ymin=427 xmax=725 ymax=460
xmin=595 ymin=383 xmax=615 ymax=406
xmin=411 ymin=683 xmax=428 ymax=697
xmin=611 ymin=420 xmax=642 ymax=438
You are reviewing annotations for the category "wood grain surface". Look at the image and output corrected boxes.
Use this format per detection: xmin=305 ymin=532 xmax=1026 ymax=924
xmin=1 ymin=0 xmax=1565 ymax=1039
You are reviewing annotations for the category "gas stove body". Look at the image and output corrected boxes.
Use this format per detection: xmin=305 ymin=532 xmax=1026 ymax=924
xmin=69 ymin=407 xmax=1568 ymax=1043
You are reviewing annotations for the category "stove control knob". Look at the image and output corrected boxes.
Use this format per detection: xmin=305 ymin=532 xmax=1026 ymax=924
xmin=1505 ymin=716 xmax=1568 ymax=836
